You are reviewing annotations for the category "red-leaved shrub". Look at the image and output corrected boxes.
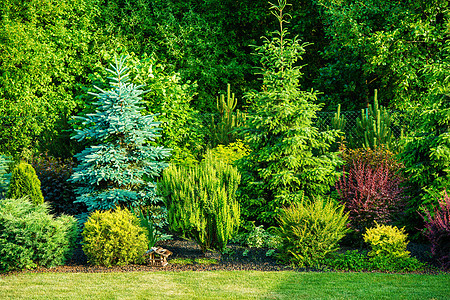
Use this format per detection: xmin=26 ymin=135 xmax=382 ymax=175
xmin=31 ymin=153 xmax=86 ymax=216
xmin=421 ymin=191 xmax=450 ymax=271
xmin=336 ymin=160 xmax=406 ymax=234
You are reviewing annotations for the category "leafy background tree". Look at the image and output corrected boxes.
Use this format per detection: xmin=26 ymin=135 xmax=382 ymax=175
xmin=313 ymin=0 xmax=449 ymax=110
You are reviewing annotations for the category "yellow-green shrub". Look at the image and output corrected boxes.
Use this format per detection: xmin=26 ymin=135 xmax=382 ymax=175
xmin=275 ymin=197 xmax=350 ymax=267
xmin=363 ymin=223 xmax=410 ymax=259
xmin=7 ymin=161 xmax=44 ymax=205
xmin=82 ymin=208 xmax=148 ymax=267
xmin=206 ymin=140 xmax=250 ymax=165
xmin=160 ymin=151 xmax=241 ymax=252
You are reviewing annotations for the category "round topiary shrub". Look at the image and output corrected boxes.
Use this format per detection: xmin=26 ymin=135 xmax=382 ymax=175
xmin=7 ymin=161 xmax=44 ymax=205
xmin=82 ymin=207 xmax=148 ymax=267
xmin=275 ymin=197 xmax=350 ymax=267
xmin=0 ymin=197 xmax=78 ymax=272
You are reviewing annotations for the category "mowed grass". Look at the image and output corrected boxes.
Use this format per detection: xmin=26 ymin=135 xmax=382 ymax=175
xmin=0 ymin=271 xmax=449 ymax=299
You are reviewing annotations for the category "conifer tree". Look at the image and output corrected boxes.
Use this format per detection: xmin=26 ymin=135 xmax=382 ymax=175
xmin=238 ymin=0 xmax=340 ymax=225
xmin=70 ymin=56 xmax=171 ymax=212
xmin=7 ymin=161 xmax=44 ymax=205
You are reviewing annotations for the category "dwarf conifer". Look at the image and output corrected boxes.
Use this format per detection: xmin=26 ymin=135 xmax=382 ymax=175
xmin=70 ymin=56 xmax=171 ymax=212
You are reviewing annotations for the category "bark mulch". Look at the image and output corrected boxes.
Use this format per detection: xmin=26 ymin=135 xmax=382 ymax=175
xmin=1 ymin=237 xmax=441 ymax=275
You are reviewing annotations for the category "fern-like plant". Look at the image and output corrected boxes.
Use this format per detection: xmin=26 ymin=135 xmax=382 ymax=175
xmin=159 ymin=151 xmax=241 ymax=252
xmin=70 ymin=56 xmax=171 ymax=213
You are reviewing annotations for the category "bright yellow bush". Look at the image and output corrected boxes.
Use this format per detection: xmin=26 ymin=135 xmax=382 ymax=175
xmin=206 ymin=140 xmax=250 ymax=165
xmin=363 ymin=223 xmax=410 ymax=259
xmin=82 ymin=207 xmax=148 ymax=267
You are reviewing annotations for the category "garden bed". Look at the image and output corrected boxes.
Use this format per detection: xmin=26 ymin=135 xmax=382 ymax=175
xmin=6 ymin=237 xmax=441 ymax=275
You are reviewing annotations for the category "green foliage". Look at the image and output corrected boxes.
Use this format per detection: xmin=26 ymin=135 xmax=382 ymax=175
xmin=31 ymin=153 xmax=85 ymax=216
xmin=70 ymin=56 xmax=171 ymax=212
xmin=0 ymin=155 xmax=11 ymax=199
xmin=238 ymin=0 xmax=341 ymax=225
xmin=209 ymin=84 xmax=246 ymax=147
xmin=159 ymin=151 xmax=241 ymax=252
xmin=130 ymin=206 xmax=171 ymax=250
xmin=128 ymin=55 xmax=206 ymax=167
xmin=232 ymin=223 xmax=281 ymax=249
xmin=206 ymin=140 xmax=250 ymax=166
xmin=349 ymin=90 xmax=395 ymax=150
xmin=95 ymin=0 xmax=263 ymax=112
xmin=275 ymin=197 xmax=349 ymax=268
xmin=314 ymin=0 xmax=449 ymax=110
xmin=330 ymin=104 xmax=347 ymax=132
xmin=0 ymin=0 xmax=112 ymax=157
xmin=399 ymin=28 xmax=450 ymax=237
xmin=323 ymin=249 xmax=426 ymax=272
xmin=363 ymin=223 xmax=411 ymax=260
xmin=82 ymin=208 xmax=148 ymax=267
xmin=7 ymin=161 xmax=44 ymax=205
xmin=0 ymin=197 xmax=78 ymax=272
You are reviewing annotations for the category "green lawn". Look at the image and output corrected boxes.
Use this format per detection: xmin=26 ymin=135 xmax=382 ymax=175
xmin=0 ymin=271 xmax=449 ymax=299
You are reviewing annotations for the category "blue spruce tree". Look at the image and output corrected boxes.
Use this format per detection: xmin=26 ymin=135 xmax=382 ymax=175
xmin=70 ymin=56 xmax=171 ymax=212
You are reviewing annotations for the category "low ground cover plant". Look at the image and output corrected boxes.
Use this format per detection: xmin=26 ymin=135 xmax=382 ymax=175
xmin=0 ymin=197 xmax=78 ymax=272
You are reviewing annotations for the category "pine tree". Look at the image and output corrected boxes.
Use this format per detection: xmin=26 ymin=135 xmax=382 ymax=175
xmin=70 ymin=56 xmax=171 ymax=212
xmin=238 ymin=0 xmax=341 ymax=225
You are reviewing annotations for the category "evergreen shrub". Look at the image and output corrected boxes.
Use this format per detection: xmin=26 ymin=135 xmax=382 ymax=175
xmin=363 ymin=223 xmax=410 ymax=259
xmin=159 ymin=151 xmax=241 ymax=252
xmin=0 ymin=197 xmax=78 ymax=272
xmin=238 ymin=0 xmax=340 ymax=226
xmin=421 ymin=191 xmax=450 ymax=271
xmin=82 ymin=208 xmax=148 ymax=267
xmin=7 ymin=161 xmax=44 ymax=205
xmin=275 ymin=197 xmax=349 ymax=267
xmin=31 ymin=153 xmax=85 ymax=215
xmin=70 ymin=56 xmax=170 ymax=213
